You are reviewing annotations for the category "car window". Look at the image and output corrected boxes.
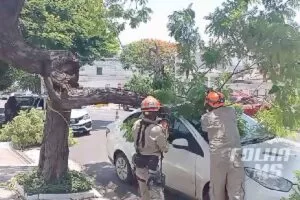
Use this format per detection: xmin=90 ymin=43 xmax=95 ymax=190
xmin=123 ymin=112 xmax=142 ymax=124
xmin=173 ymin=118 xmax=190 ymax=135
xmin=15 ymin=97 xmax=35 ymax=107
xmin=240 ymin=114 xmax=275 ymax=144
xmin=188 ymin=119 xmax=209 ymax=144
xmin=169 ymin=117 xmax=204 ymax=157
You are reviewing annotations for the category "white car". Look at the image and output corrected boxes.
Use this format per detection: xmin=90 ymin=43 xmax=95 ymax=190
xmin=106 ymin=108 xmax=300 ymax=200
xmin=70 ymin=108 xmax=92 ymax=134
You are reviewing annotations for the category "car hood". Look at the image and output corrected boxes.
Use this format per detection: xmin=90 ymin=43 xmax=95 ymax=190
xmin=243 ymin=137 xmax=300 ymax=182
xmin=71 ymin=109 xmax=88 ymax=119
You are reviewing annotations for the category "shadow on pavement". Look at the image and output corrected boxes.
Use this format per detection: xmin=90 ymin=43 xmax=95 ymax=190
xmin=84 ymin=162 xmax=139 ymax=200
xmin=0 ymin=166 xmax=34 ymax=183
xmin=92 ymin=120 xmax=113 ymax=131
xmin=83 ymin=162 xmax=190 ymax=200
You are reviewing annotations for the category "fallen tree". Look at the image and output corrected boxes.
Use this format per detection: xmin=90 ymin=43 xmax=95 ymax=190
xmin=0 ymin=0 xmax=145 ymax=183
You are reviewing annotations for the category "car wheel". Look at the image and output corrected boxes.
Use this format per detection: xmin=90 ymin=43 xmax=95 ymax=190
xmin=115 ymin=152 xmax=134 ymax=184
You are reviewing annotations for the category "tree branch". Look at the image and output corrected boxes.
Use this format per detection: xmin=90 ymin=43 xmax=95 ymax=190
xmin=185 ymin=67 xmax=213 ymax=95
xmin=0 ymin=0 xmax=147 ymax=111
xmin=44 ymin=77 xmax=144 ymax=109
xmin=218 ymin=60 xmax=259 ymax=90
xmin=218 ymin=59 xmax=242 ymax=90
xmin=0 ymin=0 xmax=51 ymax=75
xmin=65 ymin=88 xmax=145 ymax=109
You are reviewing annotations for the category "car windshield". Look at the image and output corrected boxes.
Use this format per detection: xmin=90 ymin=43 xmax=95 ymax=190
xmin=15 ymin=96 xmax=36 ymax=107
xmin=239 ymin=114 xmax=275 ymax=145
xmin=187 ymin=114 xmax=275 ymax=145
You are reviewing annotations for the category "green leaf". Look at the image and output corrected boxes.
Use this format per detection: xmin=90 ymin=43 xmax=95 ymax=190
xmin=269 ymin=84 xmax=280 ymax=94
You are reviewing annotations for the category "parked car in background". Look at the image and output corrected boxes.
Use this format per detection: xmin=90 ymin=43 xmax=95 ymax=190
xmin=14 ymin=94 xmax=44 ymax=110
xmin=106 ymin=108 xmax=300 ymax=200
xmin=70 ymin=108 xmax=92 ymax=135
xmin=230 ymin=92 xmax=270 ymax=116
xmin=4 ymin=93 xmax=92 ymax=134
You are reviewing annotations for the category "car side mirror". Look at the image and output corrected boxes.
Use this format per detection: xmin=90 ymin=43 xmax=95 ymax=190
xmin=172 ymin=138 xmax=188 ymax=147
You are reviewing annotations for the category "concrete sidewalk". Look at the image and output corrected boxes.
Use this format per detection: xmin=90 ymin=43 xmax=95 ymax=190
xmin=0 ymin=142 xmax=29 ymax=166
xmin=0 ymin=142 xmax=28 ymax=200
xmin=0 ymin=142 xmax=106 ymax=200
xmin=0 ymin=187 xmax=20 ymax=200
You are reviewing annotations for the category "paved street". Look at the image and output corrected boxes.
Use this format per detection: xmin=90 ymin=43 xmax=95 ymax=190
xmin=69 ymin=106 xmax=186 ymax=200
xmin=69 ymin=107 xmax=140 ymax=200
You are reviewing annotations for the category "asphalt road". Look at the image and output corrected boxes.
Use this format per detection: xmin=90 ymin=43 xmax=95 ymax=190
xmin=69 ymin=107 xmax=142 ymax=200
xmin=69 ymin=106 xmax=188 ymax=200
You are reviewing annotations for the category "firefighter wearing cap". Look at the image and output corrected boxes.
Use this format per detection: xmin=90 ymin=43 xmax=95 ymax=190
xmin=201 ymin=90 xmax=245 ymax=200
xmin=132 ymin=96 xmax=169 ymax=200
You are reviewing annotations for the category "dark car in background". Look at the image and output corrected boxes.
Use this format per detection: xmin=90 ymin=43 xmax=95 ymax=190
xmin=3 ymin=93 xmax=92 ymax=134
xmin=14 ymin=94 xmax=45 ymax=110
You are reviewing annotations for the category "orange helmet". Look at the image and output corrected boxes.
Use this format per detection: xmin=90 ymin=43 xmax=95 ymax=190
xmin=141 ymin=96 xmax=161 ymax=112
xmin=205 ymin=91 xmax=225 ymax=108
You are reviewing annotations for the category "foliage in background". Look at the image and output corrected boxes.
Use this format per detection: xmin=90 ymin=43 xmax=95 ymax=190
xmin=0 ymin=109 xmax=76 ymax=149
xmin=13 ymin=70 xmax=41 ymax=94
xmin=124 ymin=74 xmax=153 ymax=95
xmin=120 ymin=39 xmax=180 ymax=105
xmin=167 ymin=3 xmax=201 ymax=78
xmin=21 ymin=0 xmax=119 ymax=62
xmin=21 ymin=0 xmax=152 ymax=64
xmin=256 ymin=105 xmax=299 ymax=138
xmin=206 ymin=0 xmax=300 ymax=131
xmin=15 ymin=169 xmax=92 ymax=195
xmin=0 ymin=0 xmax=152 ymax=94
xmin=123 ymin=5 xmax=233 ymax=108
xmin=123 ymin=0 xmax=300 ymax=142
xmin=281 ymin=171 xmax=300 ymax=200
xmin=120 ymin=39 xmax=177 ymax=74
xmin=105 ymin=0 xmax=152 ymax=34
xmin=0 ymin=62 xmax=15 ymax=91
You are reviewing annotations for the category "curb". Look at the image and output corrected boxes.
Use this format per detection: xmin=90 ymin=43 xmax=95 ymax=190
xmin=8 ymin=143 xmax=34 ymax=165
xmin=15 ymin=183 xmax=105 ymax=200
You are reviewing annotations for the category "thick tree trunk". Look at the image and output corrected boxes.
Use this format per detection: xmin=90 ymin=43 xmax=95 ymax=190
xmin=0 ymin=0 xmax=145 ymax=184
xmin=38 ymin=100 xmax=70 ymax=183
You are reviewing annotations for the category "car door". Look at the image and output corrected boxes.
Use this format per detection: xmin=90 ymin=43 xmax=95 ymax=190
xmin=163 ymin=116 xmax=202 ymax=198
xmin=185 ymin=118 xmax=211 ymax=199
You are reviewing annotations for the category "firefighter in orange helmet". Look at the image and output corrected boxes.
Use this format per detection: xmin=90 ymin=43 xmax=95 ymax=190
xmin=201 ymin=90 xmax=245 ymax=200
xmin=132 ymin=96 xmax=169 ymax=200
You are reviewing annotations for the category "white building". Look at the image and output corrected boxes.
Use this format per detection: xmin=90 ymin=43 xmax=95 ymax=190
xmin=78 ymin=55 xmax=271 ymax=98
xmin=79 ymin=58 xmax=133 ymax=88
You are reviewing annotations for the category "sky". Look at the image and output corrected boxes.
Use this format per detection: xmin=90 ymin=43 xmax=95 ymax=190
xmin=119 ymin=0 xmax=300 ymax=45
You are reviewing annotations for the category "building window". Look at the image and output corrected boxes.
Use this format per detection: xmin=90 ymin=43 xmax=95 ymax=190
xmin=96 ymin=67 xmax=103 ymax=75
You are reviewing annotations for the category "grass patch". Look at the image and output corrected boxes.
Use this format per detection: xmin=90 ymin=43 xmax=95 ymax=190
xmin=15 ymin=169 xmax=93 ymax=195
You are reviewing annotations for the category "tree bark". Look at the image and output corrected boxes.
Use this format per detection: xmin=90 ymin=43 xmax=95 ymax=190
xmin=38 ymin=100 xmax=70 ymax=182
xmin=0 ymin=0 xmax=145 ymax=184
